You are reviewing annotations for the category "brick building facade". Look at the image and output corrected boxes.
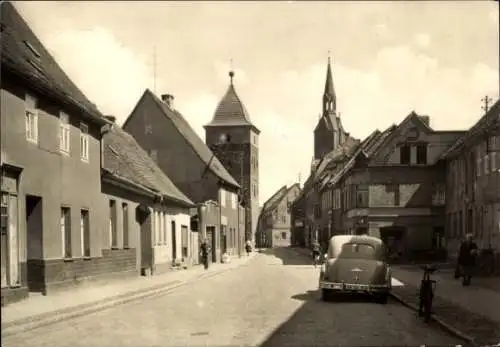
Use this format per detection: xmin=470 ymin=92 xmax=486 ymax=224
xmin=320 ymin=113 xmax=463 ymax=261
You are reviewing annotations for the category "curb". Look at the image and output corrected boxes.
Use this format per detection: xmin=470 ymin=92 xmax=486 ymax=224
xmin=2 ymin=255 xmax=256 ymax=338
xmin=388 ymin=292 xmax=478 ymax=347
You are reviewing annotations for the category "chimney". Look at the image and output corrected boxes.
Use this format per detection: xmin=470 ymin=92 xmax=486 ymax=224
xmin=105 ymin=115 xmax=116 ymax=123
xmin=161 ymin=94 xmax=174 ymax=109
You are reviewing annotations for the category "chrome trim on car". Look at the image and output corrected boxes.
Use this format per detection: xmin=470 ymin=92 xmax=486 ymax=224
xmin=319 ymin=280 xmax=390 ymax=292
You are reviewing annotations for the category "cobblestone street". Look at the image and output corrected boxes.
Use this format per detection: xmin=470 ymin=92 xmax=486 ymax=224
xmin=3 ymin=248 xmax=461 ymax=347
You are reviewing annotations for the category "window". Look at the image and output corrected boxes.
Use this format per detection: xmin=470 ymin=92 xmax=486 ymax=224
xmin=154 ymin=211 xmax=160 ymax=246
xmin=80 ymin=123 xmax=89 ymax=162
xmin=282 ymin=215 xmax=286 ymax=223
xmin=231 ymin=192 xmax=237 ymax=209
xmin=149 ymin=149 xmax=158 ymax=163
xmin=61 ymin=207 xmax=71 ymax=258
xmin=25 ymin=94 xmax=38 ymax=143
xmin=355 ymin=185 xmax=369 ymax=208
xmin=181 ymin=225 xmax=188 ymax=259
xmin=281 ymin=232 xmax=287 ymax=240
xmin=145 ymin=124 xmax=153 ymax=135
xmin=109 ymin=200 xmax=117 ymax=248
xmin=80 ymin=209 xmax=90 ymax=257
xmin=432 ymin=183 xmax=446 ymax=206
xmin=484 ymin=154 xmax=489 ymax=174
xmin=400 ymin=144 xmax=411 ymax=164
xmin=386 ymin=184 xmax=401 ymax=206
xmin=59 ymin=112 xmax=71 ymax=153
xmin=163 ymin=213 xmax=168 ymax=244
xmin=416 ymin=144 xmax=427 ymax=164
xmin=338 ymin=243 xmax=376 ymax=259
xmin=220 ymin=189 xmax=226 ymax=207
xmin=122 ymin=203 xmax=129 ymax=248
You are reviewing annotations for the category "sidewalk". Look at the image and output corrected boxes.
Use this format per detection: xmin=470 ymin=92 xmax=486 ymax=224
xmin=1 ymin=253 xmax=256 ymax=337
xmin=391 ymin=266 xmax=500 ymax=345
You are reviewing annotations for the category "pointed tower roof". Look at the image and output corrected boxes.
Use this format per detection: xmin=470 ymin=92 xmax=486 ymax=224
xmin=204 ymin=71 xmax=260 ymax=134
xmin=323 ymin=56 xmax=336 ymax=102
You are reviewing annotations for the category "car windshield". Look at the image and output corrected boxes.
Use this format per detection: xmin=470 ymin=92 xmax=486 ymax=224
xmin=336 ymin=242 xmax=377 ymax=259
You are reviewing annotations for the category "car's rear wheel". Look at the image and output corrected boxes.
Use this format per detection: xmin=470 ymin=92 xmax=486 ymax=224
xmin=321 ymin=289 xmax=332 ymax=302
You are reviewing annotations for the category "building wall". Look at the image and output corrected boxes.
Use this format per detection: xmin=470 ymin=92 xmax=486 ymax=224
xmin=1 ymin=76 xmax=107 ymax=303
xmin=445 ymin=131 xmax=500 ymax=259
xmin=218 ymin=188 xmax=240 ymax=257
xmin=261 ymin=185 xmax=300 ymax=248
xmin=124 ymin=93 xmax=222 ymax=204
xmin=337 ymin=164 xmax=447 ymax=260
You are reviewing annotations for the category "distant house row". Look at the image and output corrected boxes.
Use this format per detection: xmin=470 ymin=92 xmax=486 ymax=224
xmin=256 ymin=184 xmax=301 ymax=248
xmin=290 ymin=57 xmax=500 ymax=271
xmin=0 ymin=2 xmax=259 ymax=306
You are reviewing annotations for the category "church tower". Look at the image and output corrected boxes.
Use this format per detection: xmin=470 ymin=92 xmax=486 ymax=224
xmin=204 ymin=70 xmax=260 ymax=244
xmin=313 ymin=56 xmax=347 ymax=161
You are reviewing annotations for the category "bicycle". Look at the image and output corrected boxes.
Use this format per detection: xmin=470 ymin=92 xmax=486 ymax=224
xmin=418 ymin=264 xmax=437 ymax=322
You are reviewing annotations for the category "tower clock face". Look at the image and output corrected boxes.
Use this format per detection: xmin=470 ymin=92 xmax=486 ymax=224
xmin=219 ymin=133 xmax=230 ymax=144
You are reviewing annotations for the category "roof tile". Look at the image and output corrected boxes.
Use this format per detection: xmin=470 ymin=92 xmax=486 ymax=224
xmin=103 ymin=125 xmax=194 ymax=207
xmin=145 ymin=90 xmax=240 ymax=189
xmin=0 ymin=1 xmax=104 ymax=122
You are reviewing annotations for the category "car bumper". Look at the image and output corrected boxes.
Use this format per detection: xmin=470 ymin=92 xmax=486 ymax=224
xmin=319 ymin=280 xmax=391 ymax=293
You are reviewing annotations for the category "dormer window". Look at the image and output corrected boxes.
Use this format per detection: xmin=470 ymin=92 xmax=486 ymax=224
xmin=416 ymin=144 xmax=428 ymax=164
xmin=24 ymin=40 xmax=41 ymax=58
xmin=400 ymin=144 xmax=411 ymax=164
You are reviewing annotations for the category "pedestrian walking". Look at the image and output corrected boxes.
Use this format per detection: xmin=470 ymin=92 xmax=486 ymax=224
xmin=311 ymin=239 xmax=321 ymax=267
xmin=245 ymin=240 xmax=252 ymax=256
xmin=456 ymin=233 xmax=478 ymax=286
xmin=200 ymin=238 xmax=210 ymax=270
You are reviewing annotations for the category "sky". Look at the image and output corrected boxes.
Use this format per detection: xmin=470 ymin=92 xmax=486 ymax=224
xmin=14 ymin=1 xmax=500 ymax=205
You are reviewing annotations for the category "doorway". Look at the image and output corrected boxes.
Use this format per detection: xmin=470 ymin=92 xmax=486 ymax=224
xmin=206 ymin=226 xmax=216 ymax=262
xmin=1 ymin=193 xmax=21 ymax=289
xmin=380 ymin=226 xmax=405 ymax=261
xmin=220 ymin=225 xmax=227 ymax=255
xmin=171 ymin=221 xmax=177 ymax=261
xmin=136 ymin=206 xmax=151 ymax=276
xmin=26 ymin=195 xmax=42 ymax=291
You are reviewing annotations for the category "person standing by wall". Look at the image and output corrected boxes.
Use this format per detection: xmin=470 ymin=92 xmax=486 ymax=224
xmin=200 ymin=238 xmax=210 ymax=270
xmin=455 ymin=233 xmax=478 ymax=286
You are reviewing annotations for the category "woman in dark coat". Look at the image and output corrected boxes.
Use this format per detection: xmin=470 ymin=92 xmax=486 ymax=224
xmin=456 ymin=233 xmax=478 ymax=286
xmin=200 ymin=239 xmax=210 ymax=270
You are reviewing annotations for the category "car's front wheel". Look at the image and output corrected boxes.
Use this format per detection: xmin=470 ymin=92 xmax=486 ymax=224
xmin=321 ymin=289 xmax=332 ymax=302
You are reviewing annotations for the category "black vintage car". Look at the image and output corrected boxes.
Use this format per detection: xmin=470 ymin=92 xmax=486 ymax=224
xmin=318 ymin=235 xmax=392 ymax=304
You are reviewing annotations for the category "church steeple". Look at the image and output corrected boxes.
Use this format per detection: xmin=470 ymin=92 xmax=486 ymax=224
xmin=322 ymin=54 xmax=336 ymax=115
